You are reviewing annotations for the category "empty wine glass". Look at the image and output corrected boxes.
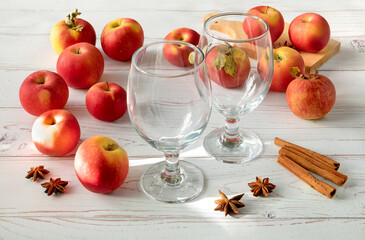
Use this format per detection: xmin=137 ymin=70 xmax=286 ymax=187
xmin=127 ymin=41 xmax=212 ymax=203
xmin=199 ymin=12 xmax=274 ymax=163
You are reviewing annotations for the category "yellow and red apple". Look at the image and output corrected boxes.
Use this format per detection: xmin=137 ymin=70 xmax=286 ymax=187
xmin=286 ymin=69 xmax=336 ymax=119
xmin=19 ymin=70 xmax=69 ymax=116
xmin=101 ymin=18 xmax=144 ymax=61
xmin=50 ymin=9 xmax=96 ymax=55
xmin=56 ymin=42 xmax=104 ymax=89
xmin=86 ymin=82 xmax=127 ymax=122
xmin=74 ymin=136 xmax=129 ymax=194
xmin=289 ymin=13 xmax=330 ymax=52
xmin=32 ymin=109 xmax=81 ymax=156
xmin=163 ymin=27 xmax=200 ymax=66
xmin=243 ymin=6 xmax=285 ymax=42
xmin=258 ymin=46 xmax=305 ymax=92
xmin=206 ymin=44 xmax=251 ymax=88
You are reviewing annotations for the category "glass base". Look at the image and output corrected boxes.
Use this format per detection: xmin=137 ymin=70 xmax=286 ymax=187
xmin=140 ymin=160 xmax=204 ymax=203
xmin=204 ymin=127 xmax=263 ymax=164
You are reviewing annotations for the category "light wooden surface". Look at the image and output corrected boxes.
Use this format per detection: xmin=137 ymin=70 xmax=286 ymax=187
xmin=1 ymin=0 xmax=365 ymax=239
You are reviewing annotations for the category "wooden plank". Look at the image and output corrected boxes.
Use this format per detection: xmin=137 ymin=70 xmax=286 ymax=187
xmin=2 ymin=69 xmax=364 ymax=108
xmin=0 ymin=35 xmax=361 ymax=71
xmin=1 ymin=103 xmax=365 ymax=158
xmin=2 ymin=69 xmax=364 ymax=158
xmin=0 ymin=9 xmax=363 ymax=40
xmin=3 ymin=0 xmax=365 ymax=13
xmin=0 ymin=156 xmax=363 ymax=218
xmin=0 ymin=217 xmax=363 ymax=240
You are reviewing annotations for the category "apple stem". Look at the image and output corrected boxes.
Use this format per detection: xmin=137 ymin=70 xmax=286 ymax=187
xmin=65 ymin=9 xmax=83 ymax=31
xmin=275 ymin=55 xmax=283 ymax=62
xmin=265 ymin=6 xmax=269 ymax=14
xmin=290 ymin=67 xmax=304 ymax=79
xmin=313 ymin=69 xmax=319 ymax=78
xmin=161 ymin=153 xmax=182 ymax=185
xmin=105 ymin=82 xmax=110 ymax=91
xmin=105 ymin=144 xmax=117 ymax=151
xmin=221 ymin=118 xmax=242 ymax=148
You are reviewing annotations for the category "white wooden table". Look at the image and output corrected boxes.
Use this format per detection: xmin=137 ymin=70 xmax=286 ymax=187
xmin=1 ymin=0 xmax=364 ymax=239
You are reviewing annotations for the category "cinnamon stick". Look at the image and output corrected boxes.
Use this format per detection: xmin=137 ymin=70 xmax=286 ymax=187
xmin=274 ymin=137 xmax=340 ymax=170
xmin=279 ymin=146 xmax=347 ymax=186
xmin=277 ymin=154 xmax=336 ymax=199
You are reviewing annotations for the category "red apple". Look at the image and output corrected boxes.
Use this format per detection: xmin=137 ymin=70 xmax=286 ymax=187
xmin=258 ymin=46 xmax=305 ymax=92
xmin=86 ymin=82 xmax=127 ymax=122
xmin=57 ymin=42 xmax=104 ymax=89
xmin=163 ymin=27 xmax=200 ymax=66
xmin=74 ymin=136 xmax=129 ymax=194
xmin=32 ymin=109 xmax=81 ymax=156
xmin=101 ymin=18 xmax=144 ymax=61
xmin=19 ymin=70 xmax=69 ymax=116
xmin=289 ymin=13 xmax=330 ymax=52
xmin=243 ymin=6 xmax=285 ymax=42
xmin=206 ymin=44 xmax=251 ymax=88
xmin=50 ymin=9 xmax=96 ymax=55
xmin=286 ymin=68 xmax=336 ymax=119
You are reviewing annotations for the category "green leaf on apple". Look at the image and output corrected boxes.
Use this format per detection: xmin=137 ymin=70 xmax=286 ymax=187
xmin=211 ymin=44 xmax=237 ymax=77
xmin=65 ymin=9 xmax=84 ymax=31
xmin=211 ymin=54 xmax=227 ymax=71
xmin=223 ymin=54 xmax=237 ymax=77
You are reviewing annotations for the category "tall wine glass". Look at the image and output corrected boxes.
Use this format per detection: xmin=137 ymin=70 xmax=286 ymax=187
xmin=199 ymin=12 xmax=274 ymax=163
xmin=127 ymin=41 xmax=211 ymax=203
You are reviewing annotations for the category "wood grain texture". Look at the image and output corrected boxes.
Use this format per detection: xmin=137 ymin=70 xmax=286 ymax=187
xmin=0 ymin=156 xmax=363 ymax=216
xmin=1 ymin=0 xmax=365 ymax=239
xmin=0 ymin=217 xmax=364 ymax=240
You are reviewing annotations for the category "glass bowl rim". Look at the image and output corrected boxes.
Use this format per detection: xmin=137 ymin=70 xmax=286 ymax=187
xmin=204 ymin=12 xmax=271 ymax=43
xmin=131 ymin=40 xmax=205 ymax=78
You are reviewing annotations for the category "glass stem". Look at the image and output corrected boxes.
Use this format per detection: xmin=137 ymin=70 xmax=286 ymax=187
xmin=161 ymin=153 xmax=182 ymax=185
xmin=221 ymin=118 xmax=242 ymax=148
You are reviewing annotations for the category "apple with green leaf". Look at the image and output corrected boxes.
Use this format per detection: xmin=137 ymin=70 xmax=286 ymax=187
xmin=206 ymin=44 xmax=251 ymax=88
xmin=50 ymin=9 xmax=96 ymax=55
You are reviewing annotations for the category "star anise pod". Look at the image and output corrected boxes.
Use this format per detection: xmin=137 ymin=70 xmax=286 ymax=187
xmin=214 ymin=190 xmax=245 ymax=217
xmin=41 ymin=178 xmax=68 ymax=196
xmin=248 ymin=177 xmax=276 ymax=197
xmin=25 ymin=165 xmax=49 ymax=181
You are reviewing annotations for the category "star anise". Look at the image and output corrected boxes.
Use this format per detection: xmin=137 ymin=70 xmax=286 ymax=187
xmin=248 ymin=177 xmax=276 ymax=197
xmin=214 ymin=190 xmax=245 ymax=217
xmin=41 ymin=178 xmax=68 ymax=196
xmin=25 ymin=165 xmax=49 ymax=181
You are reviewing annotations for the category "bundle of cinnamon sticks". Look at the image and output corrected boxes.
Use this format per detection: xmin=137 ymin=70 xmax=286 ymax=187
xmin=275 ymin=137 xmax=347 ymax=199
